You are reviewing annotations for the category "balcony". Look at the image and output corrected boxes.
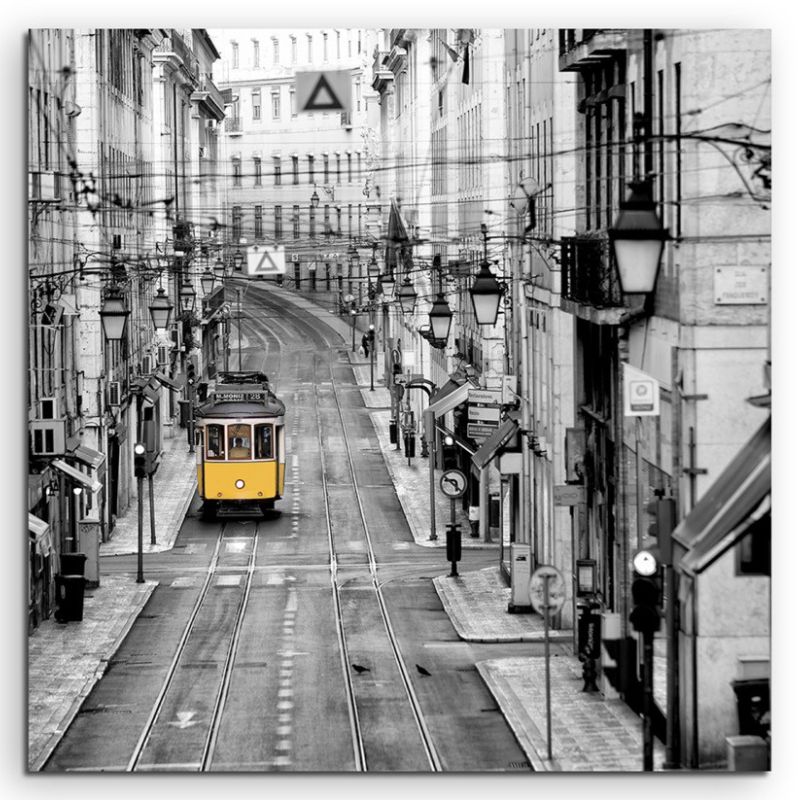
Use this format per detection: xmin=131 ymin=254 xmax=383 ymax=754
xmin=191 ymin=78 xmax=226 ymax=121
xmin=154 ymin=32 xmax=198 ymax=88
xmin=371 ymin=50 xmax=393 ymax=94
xmin=558 ymin=29 xmax=629 ymax=72
xmin=560 ymin=234 xmax=629 ymax=324
xmin=226 ymin=116 xmax=242 ymax=135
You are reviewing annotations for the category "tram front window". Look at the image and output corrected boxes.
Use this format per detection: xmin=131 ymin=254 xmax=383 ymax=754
xmin=207 ymin=425 xmax=225 ymax=459
xmin=255 ymin=424 xmax=273 ymax=459
xmin=227 ymin=424 xmax=252 ymax=460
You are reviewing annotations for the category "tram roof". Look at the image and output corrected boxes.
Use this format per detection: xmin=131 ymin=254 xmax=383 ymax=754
xmin=196 ymin=400 xmax=285 ymax=418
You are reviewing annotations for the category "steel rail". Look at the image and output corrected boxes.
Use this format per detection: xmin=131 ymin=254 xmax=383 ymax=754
xmin=200 ymin=526 xmax=261 ymax=770
xmin=125 ymin=528 xmax=226 ymax=771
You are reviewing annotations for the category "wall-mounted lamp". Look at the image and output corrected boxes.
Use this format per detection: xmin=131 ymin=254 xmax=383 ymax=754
xmin=149 ymin=287 xmax=173 ymax=331
xmin=396 ymin=277 xmax=418 ymax=315
xmin=232 ymin=249 xmax=244 ymax=272
xmin=608 ymin=180 xmax=669 ymax=294
xmin=201 ymin=266 xmax=216 ymax=297
xmin=99 ymin=289 xmax=129 ymax=341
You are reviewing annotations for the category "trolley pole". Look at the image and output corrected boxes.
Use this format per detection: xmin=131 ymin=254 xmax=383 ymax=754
xmin=148 ymin=473 xmax=156 ymax=546
xmin=136 ymin=475 xmax=144 ymax=583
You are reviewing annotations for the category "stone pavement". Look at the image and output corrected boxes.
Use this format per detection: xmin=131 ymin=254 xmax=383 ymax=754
xmin=26 ymin=284 xmax=670 ymax=773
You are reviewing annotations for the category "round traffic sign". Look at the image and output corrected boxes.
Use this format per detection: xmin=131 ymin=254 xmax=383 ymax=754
xmin=344 ymin=294 xmax=354 ymax=304
xmin=529 ymin=565 xmax=566 ymax=617
xmin=439 ymin=469 xmax=467 ymax=498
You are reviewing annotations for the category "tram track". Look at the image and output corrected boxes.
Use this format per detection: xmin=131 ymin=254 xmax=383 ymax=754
xmin=126 ymin=523 xmax=261 ymax=772
xmin=231 ymin=283 xmax=442 ymax=770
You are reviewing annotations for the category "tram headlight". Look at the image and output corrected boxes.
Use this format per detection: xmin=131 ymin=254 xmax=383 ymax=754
xmin=235 ymin=479 xmax=246 ymax=489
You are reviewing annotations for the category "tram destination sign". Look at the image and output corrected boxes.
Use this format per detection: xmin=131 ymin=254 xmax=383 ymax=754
xmin=214 ymin=391 xmax=266 ymax=403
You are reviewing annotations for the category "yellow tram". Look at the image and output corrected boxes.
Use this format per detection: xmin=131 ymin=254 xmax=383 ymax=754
xmin=195 ymin=371 xmax=286 ymax=519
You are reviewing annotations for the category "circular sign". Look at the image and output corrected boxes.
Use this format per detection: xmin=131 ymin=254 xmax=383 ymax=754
xmin=529 ymin=565 xmax=566 ymax=617
xmin=344 ymin=294 xmax=355 ymax=304
xmin=633 ymin=549 xmax=658 ymax=576
xmin=439 ymin=469 xmax=467 ymax=498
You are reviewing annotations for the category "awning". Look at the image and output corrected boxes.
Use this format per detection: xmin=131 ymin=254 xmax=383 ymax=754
xmin=69 ymin=444 xmax=105 ymax=471
xmin=155 ymin=371 xmax=183 ymax=391
xmin=28 ymin=513 xmax=53 ymax=556
xmin=675 ymin=417 xmax=770 ymax=575
xmin=471 ymin=417 xmax=520 ymax=469
xmin=51 ymin=459 xmax=103 ymax=494
xmin=423 ymin=378 xmax=474 ymax=442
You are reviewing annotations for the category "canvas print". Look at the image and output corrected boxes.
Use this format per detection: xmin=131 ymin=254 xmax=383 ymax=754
xmin=27 ymin=27 xmax=771 ymax=773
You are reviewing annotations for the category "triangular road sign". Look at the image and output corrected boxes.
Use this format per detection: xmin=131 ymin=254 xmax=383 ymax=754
xmin=247 ymin=245 xmax=286 ymax=276
xmin=295 ymin=70 xmax=352 ymax=115
xmin=305 ymin=75 xmax=343 ymax=111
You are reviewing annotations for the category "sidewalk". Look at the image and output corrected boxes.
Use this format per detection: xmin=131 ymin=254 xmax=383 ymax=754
xmin=26 ymin=285 xmax=669 ymax=773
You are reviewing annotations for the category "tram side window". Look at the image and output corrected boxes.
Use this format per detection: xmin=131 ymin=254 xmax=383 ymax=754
xmin=228 ymin=423 xmax=252 ymax=460
xmin=206 ymin=425 xmax=225 ymax=459
xmin=255 ymin=424 xmax=273 ymax=459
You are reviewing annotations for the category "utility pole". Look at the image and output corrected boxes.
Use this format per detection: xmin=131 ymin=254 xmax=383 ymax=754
xmin=237 ymin=288 xmax=243 ymax=370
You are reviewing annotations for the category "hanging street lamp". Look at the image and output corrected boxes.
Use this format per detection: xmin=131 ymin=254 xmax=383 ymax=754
xmin=201 ymin=266 xmax=216 ymax=297
xmin=470 ymin=259 xmax=504 ymax=326
xmin=148 ymin=286 xmax=173 ymax=331
xmin=608 ymin=179 xmax=669 ymax=294
xmin=99 ymin=288 xmax=130 ymax=341
xmin=232 ymin=249 xmax=244 ymax=273
xmin=380 ymin=271 xmax=395 ymax=298
xmin=213 ymin=256 xmax=225 ymax=279
xmin=310 ymin=189 xmax=320 ymax=209
xmin=397 ymin=276 xmax=418 ymax=315
xmin=428 ymin=292 xmax=453 ymax=348
xmin=179 ymin=277 xmax=197 ymax=313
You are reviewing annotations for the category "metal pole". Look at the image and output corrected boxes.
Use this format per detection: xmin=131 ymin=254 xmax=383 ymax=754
xmin=642 ymin=631 xmax=654 ymax=771
xmin=237 ymin=288 xmax=243 ymax=370
xmin=428 ymin=434 xmax=437 ymax=541
xmin=351 ymin=312 xmax=356 ymax=352
xmin=136 ymin=476 xmax=144 ymax=583
xmin=544 ymin=573 xmax=553 ymax=761
xmin=148 ymin=473 xmax=156 ymax=546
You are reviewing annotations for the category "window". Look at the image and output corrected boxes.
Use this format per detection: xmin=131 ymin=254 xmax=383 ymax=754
xmin=324 ymin=205 xmax=331 ymax=238
xmin=323 ymin=153 xmax=329 ymax=182
xmin=336 ymin=153 xmax=341 ymax=184
xmin=272 ymin=91 xmax=280 ymax=120
xmin=290 ymin=36 xmax=297 ymax=64
xmin=232 ymin=158 xmax=242 ymax=186
xmin=323 ymin=32 xmax=328 ymax=61
xmin=348 ymin=33 xmax=352 ymax=57
xmin=307 ymin=34 xmax=313 ymax=62
xmin=254 ymin=205 xmax=263 ymax=238
xmin=358 ymin=30 xmax=361 ymax=53
xmin=309 ymin=206 xmax=316 ymax=237
xmin=206 ymin=424 xmax=225 ymax=459
xmin=273 ymin=156 xmax=281 ymax=185
xmin=231 ymin=41 xmax=239 ymax=68
xmin=335 ymin=206 xmax=342 ymax=236
xmin=232 ymin=206 xmax=242 ymax=240
xmin=290 ymin=88 xmax=296 ymax=117
xmin=253 ymin=39 xmax=260 ymax=68
xmin=308 ymin=155 xmax=314 ymax=183
xmin=355 ymin=78 xmax=361 ymax=112
xmin=254 ymin=156 xmax=262 ymax=185
xmin=252 ymin=89 xmax=261 ymax=120
xmin=227 ymin=424 xmax=252 ymax=460
xmin=292 ymin=155 xmax=299 ymax=184
xmin=347 ymin=152 xmax=352 ymax=182
xmin=255 ymin=424 xmax=274 ymax=459
xmin=293 ymin=205 xmax=300 ymax=238
xmin=275 ymin=205 xmax=283 ymax=239
xmin=272 ymin=37 xmax=279 ymax=64
xmin=737 ymin=509 xmax=771 ymax=576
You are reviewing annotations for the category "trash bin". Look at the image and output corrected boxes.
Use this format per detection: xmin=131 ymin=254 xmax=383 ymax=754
xmin=54 ymin=573 xmax=85 ymax=623
xmin=60 ymin=552 xmax=86 ymax=576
